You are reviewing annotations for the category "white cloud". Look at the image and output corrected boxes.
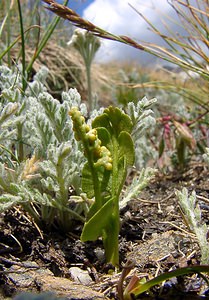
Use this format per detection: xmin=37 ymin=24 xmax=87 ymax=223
xmin=82 ymin=0 xmax=182 ymax=64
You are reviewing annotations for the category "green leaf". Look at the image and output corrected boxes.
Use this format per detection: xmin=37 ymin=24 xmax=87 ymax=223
xmin=116 ymin=156 xmax=126 ymax=194
xmin=96 ymin=127 xmax=111 ymax=148
xmin=79 ymin=105 xmax=135 ymax=266
xmin=124 ymin=265 xmax=209 ymax=299
xmin=81 ymin=197 xmax=113 ymax=241
xmin=82 ymin=162 xmax=95 ymax=198
xmin=0 ymin=194 xmax=23 ymax=211
xmin=118 ymin=131 xmax=135 ymax=166
xmin=82 ymin=162 xmax=111 ymax=199
xmin=93 ymin=106 xmax=133 ymax=137
xmin=176 ymin=137 xmax=186 ymax=168
xmin=158 ymin=138 xmax=165 ymax=158
xmin=92 ymin=113 xmax=110 ymax=131
xmin=104 ymin=106 xmax=133 ymax=135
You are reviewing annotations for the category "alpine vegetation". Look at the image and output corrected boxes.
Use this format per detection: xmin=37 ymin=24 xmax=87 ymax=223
xmin=69 ymin=104 xmax=156 ymax=266
xmin=0 ymin=65 xmax=156 ymax=263
xmin=68 ymin=28 xmax=101 ymax=111
xmin=176 ymin=188 xmax=209 ymax=265
xmin=0 ymin=65 xmax=86 ymax=231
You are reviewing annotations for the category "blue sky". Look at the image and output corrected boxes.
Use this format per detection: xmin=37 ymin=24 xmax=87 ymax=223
xmin=65 ymin=0 xmax=93 ymax=15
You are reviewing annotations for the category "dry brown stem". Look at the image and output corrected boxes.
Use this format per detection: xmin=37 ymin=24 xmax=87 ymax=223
xmin=42 ymin=0 xmax=144 ymax=50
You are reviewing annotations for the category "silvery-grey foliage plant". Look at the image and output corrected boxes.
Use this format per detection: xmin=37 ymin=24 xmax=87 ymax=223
xmin=0 ymin=65 xmax=156 ymax=233
xmin=176 ymin=188 xmax=209 ymax=264
xmin=0 ymin=65 xmax=86 ymax=231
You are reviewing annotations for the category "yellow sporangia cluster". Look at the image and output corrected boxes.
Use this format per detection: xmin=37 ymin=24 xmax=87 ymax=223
xmin=69 ymin=107 xmax=112 ymax=171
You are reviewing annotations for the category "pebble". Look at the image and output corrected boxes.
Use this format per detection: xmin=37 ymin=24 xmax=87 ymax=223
xmin=69 ymin=267 xmax=93 ymax=285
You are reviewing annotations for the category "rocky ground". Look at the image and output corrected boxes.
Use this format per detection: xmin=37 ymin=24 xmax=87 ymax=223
xmin=0 ymin=161 xmax=209 ymax=300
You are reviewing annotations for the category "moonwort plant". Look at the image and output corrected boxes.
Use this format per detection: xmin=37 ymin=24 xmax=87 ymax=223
xmin=69 ymin=103 xmax=156 ymax=266
xmin=69 ymin=106 xmax=135 ymax=266
xmin=69 ymin=98 xmax=156 ymax=265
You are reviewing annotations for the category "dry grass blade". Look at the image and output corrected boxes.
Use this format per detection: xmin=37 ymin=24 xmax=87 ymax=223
xmin=43 ymin=0 xmax=209 ymax=77
xmin=42 ymin=0 xmax=144 ymax=50
xmin=42 ymin=0 xmax=208 ymax=112
xmin=43 ymin=0 xmax=97 ymax=32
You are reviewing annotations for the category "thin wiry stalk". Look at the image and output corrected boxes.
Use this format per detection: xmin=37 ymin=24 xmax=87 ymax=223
xmin=0 ymin=1 xmax=15 ymax=67
xmin=132 ymin=81 xmax=208 ymax=109
xmin=0 ymin=26 xmax=40 ymax=61
xmin=21 ymin=1 xmax=41 ymax=63
xmin=0 ymin=0 xmax=14 ymax=38
xmin=42 ymin=0 xmax=145 ymax=50
xmin=26 ymin=0 xmax=70 ymax=76
xmin=6 ymin=0 xmax=12 ymax=67
xmin=129 ymin=1 xmax=209 ymax=71
xmin=17 ymin=0 xmax=27 ymax=92
xmin=16 ymin=0 xmax=26 ymax=162
xmin=42 ymin=0 xmax=208 ymax=113
xmin=43 ymin=0 xmax=209 ymax=79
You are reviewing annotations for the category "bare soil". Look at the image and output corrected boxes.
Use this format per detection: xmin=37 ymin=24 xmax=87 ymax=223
xmin=0 ymin=161 xmax=209 ymax=299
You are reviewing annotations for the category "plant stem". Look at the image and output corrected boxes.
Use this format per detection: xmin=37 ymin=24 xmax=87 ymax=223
xmin=22 ymin=203 xmax=42 ymax=227
xmin=17 ymin=122 xmax=24 ymax=162
xmin=17 ymin=0 xmax=27 ymax=92
xmin=105 ymin=136 xmax=120 ymax=265
xmin=26 ymin=0 xmax=69 ymax=77
xmin=85 ymin=143 xmax=102 ymax=209
xmin=6 ymin=0 xmax=11 ymax=67
xmin=86 ymin=63 xmax=93 ymax=111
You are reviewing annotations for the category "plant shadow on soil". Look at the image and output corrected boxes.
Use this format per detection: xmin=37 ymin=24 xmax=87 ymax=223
xmin=0 ymin=161 xmax=209 ymax=299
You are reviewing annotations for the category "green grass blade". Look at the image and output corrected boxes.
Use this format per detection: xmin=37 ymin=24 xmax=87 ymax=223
xmin=130 ymin=265 xmax=209 ymax=297
xmin=26 ymin=0 xmax=69 ymax=76
xmin=17 ymin=0 xmax=27 ymax=91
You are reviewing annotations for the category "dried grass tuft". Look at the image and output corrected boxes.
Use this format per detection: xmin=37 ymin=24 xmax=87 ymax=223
xmin=8 ymin=39 xmax=113 ymax=103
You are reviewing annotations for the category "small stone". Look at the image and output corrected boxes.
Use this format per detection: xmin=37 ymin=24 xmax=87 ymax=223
xmin=165 ymin=205 xmax=175 ymax=213
xmin=94 ymin=248 xmax=105 ymax=261
xmin=69 ymin=267 xmax=92 ymax=285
